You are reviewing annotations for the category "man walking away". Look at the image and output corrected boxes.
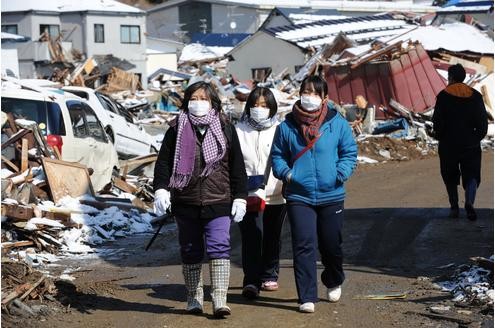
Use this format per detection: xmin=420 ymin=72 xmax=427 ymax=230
xmin=433 ymin=64 xmax=488 ymax=220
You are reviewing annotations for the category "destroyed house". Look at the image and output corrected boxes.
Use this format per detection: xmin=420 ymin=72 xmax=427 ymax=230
xmin=1 ymin=0 xmax=147 ymax=86
xmin=324 ymin=44 xmax=446 ymax=120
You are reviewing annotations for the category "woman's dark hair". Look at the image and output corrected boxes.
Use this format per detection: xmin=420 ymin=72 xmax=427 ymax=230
xmin=299 ymin=75 xmax=328 ymax=99
xmin=448 ymin=64 xmax=466 ymax=83
xmin=244 ymin=87 xmax=278 ymax=118
xmin=181 ymin=81 xmax=222 ymax=113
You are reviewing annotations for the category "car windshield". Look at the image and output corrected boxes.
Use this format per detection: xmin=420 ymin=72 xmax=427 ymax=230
xmin=1 ymin=97 xmax=66 ymax=136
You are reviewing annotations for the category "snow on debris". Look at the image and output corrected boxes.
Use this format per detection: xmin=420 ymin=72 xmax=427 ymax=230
xmin=437 ymin=257 xmax=494 ymax=304
xmin=179 ymin=43 xmax=232 ymax=64
xmin=11 ymin=196 xmax=155 ymax=259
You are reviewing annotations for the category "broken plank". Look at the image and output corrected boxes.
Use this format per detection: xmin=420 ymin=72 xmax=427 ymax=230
xmin=1 ymin=283 xmax=31 ymax=305
xmin=121 ymin=154 xmax=158 ymax=168
xmin=6 ymin=112 xmax=18 ymax=134
xmin=1 ymin=129 xmax=31 ymax=149
xmin=112 ymin=177 xmax=137 ymax=194
xmin=1 ymin=241 xmax=35 ymax=249
xmin=21 ymin=138 xmax=28 ymax=172
xmin=1 ymin=203 xmax=34 ymax=221
xmin=35 ymin=232 xmax=63 ymax=247
xmin=19 ymin=275 xmax=46 ymax=301
xmin=1 ymin=155 xmax=19 ymax=172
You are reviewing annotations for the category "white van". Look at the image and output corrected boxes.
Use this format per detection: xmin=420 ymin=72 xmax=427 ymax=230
xmin=62 ymin=86 xmax=158 ymax=158
xmin=2 ymin=85 xmax=119 ymax=191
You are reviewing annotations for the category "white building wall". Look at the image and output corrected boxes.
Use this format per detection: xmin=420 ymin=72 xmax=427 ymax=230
xmin=1 ymin=46 xmax=20 ymax=77
xmin=84 ymin=14 xmax=147 ymax=87
xmin=227 ymin=32 xmax=306 ymax=81
xmin=147 ymin=53 xmax=178 ymax=76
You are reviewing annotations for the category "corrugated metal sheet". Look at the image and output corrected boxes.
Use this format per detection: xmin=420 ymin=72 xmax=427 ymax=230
xmin=324 ymin=44 xmax=446 ymax=119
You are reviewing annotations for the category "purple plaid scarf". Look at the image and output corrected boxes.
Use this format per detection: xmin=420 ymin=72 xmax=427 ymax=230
xmin=168 ymin=109 xmax=226 ymax=189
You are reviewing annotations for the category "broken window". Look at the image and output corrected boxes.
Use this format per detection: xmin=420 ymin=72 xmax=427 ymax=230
xmin=39 ymin=24 xmax=60 ymax=38
xmin=68 ymin=102 xmax=88 ymax=138
xmin=2 ymin=25 xmax=18 ymax=35
xmin=94 ymin=24 xmax=104 ymax=43
xmin=120 ymin=25 xmax=140 ymax=44
xmin=251 ymin=67 xmax=271 ymax=82
xmin=82 ymin=104 xmax=107 ymax=143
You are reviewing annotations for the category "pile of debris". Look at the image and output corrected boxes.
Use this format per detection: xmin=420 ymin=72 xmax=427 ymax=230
xmin=437 ymin=256 xmax=494 ymax=305
xmin=1 ymin=260 xmax=58 ymax=319
xmin=1 ymin=114 xmax=159 ymax=264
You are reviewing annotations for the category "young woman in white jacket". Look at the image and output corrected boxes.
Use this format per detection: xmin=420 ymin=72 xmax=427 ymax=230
xmin=235 ymin=87 xmax=286 ymax=299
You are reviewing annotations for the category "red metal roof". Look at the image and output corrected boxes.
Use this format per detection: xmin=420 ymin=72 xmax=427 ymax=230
xmin=324 ymin=44 xmax=446 ymax=119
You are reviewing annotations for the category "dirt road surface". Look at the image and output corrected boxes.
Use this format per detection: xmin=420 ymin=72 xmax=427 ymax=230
xmin=7 ymin=153 xmax=494 ymax=328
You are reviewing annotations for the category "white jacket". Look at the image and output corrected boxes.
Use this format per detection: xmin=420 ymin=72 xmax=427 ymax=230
xmin=235 ymin=121 xmax=285 ymax=205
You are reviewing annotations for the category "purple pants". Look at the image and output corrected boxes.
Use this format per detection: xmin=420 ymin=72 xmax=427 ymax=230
xmin=175 ymin=215 xmax=231 ymax=264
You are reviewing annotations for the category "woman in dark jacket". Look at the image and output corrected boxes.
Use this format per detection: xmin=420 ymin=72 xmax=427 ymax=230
xmin=271 ymin=75 xmax=357 ymax=313
xmin=153 ymin=81 xmax=247 ymax=317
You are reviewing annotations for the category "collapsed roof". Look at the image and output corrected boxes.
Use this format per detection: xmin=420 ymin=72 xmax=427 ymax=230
xmin=324 ymin=44 xmax=447 ymax=119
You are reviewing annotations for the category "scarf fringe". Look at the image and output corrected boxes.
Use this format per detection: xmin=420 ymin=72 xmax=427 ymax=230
xmin=168 ymin=173 xmax=192 ymax=190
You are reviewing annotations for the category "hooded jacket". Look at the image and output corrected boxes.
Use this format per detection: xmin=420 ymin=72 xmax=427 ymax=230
xmin=271 ymin=102 xmax=357 ymax=205
xmin=433 ymin=83 xmax=488 ymax=150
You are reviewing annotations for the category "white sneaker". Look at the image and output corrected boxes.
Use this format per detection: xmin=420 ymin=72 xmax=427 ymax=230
xmin=327 ymin=286 xmax=341 ymax=302
xmin=299 ymin=302 xmax=315 ymax=313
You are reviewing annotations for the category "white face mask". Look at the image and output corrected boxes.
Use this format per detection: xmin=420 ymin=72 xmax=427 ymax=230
xmin=250 ymin=106 xmax=270 ymax=122
xmin=300 ymin=95 xmax=322 ymax=112
xmin=188 ymin=100 xmax=210 ymax=117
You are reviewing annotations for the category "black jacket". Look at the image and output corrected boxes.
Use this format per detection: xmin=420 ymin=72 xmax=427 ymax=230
xmin=153 ymin=116 xmax=247 ymax=218
xmin=433 ymin=83 xmax=488 ymax=150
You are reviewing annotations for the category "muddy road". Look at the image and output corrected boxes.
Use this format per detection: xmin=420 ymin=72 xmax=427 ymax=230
xmin=8 ymin=153 xmax=494 ymax=328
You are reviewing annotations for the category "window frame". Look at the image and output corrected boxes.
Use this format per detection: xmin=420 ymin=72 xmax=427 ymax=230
xmin=120 ymin=25 xmax=141 ymax=44
xmin=2 ymin=24 xmax=18 ymax=34
xmin=94 ymin=24 xmax=105 ymax=43
xmin=39 ymin=24 xmax=60 ymax=38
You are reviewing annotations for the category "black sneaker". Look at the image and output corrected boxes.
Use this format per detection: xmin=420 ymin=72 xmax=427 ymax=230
xmin=448 ymin=207 xmax=460 ymax=218
xmin=242 ymin=284 xmax=259 ymax=299
xmin=465 ymin=203 xmax=477 ymax=221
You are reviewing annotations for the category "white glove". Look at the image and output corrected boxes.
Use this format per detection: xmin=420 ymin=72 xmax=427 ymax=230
xmin=231 ymin=198 xmax=247 ymax=223
xmin=154 ymin=189 xmax=171 ymax=216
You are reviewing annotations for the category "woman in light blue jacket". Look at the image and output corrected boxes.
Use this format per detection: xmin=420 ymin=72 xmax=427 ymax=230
xmin=271 ymin=75 xmax=357 ymax=313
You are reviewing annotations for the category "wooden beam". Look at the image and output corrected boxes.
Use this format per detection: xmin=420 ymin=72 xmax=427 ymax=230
xmin=1 ymin=129 xmax=31 ymax=149
xmin=1 ymin=241 xmax=34 ymax=249
xmin=21 ymin=138 xmax=29 ymax=172
xmin=1 ymin=203 xmax=34 ymax=221
xmin=112 ymin=177 xmax=138 ymax=194
xmin=1 ymin=155 xmax=19 ymax=172
xmin=19 ymin=275 xmax=46 ymax=301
